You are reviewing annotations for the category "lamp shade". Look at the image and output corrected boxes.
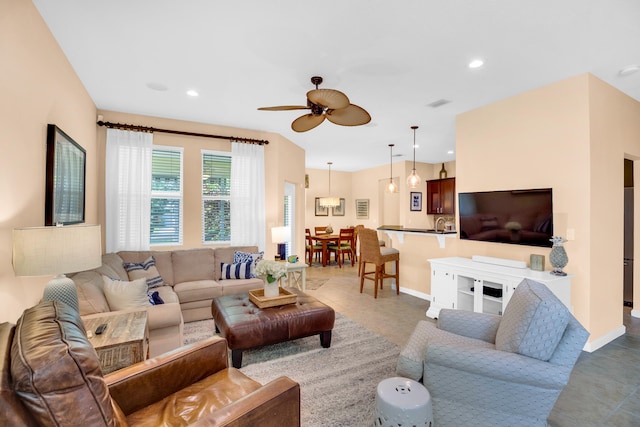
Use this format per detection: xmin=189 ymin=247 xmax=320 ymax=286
xmin=271 ymin=226 xmax=291 ymax=244
xmin=13 ymin=225 xmax=102 ymax=276
xmin=318 ymin=197 xmax=340 ymax=208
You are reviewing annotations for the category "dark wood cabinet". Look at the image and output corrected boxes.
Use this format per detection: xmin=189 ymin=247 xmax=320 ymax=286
xmin=426 ymin=178 xmax=456 ymax=215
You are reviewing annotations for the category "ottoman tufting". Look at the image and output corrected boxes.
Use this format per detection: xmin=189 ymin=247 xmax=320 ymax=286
xmin=211 ymin=287 xmax=335 ymax=368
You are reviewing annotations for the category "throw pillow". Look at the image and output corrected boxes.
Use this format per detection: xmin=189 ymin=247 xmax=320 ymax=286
xmin=102 ymin=276 xmax=151 ymax=311
xmin=123 ymin=256 xmax=164 ymax=289
xmin=220 ymin=262 xmax=253 ymax=280
xmin=495 ymin=279 xmax=569 ymax=361
xmin=233 ymin=250 xmax=264 ymax=278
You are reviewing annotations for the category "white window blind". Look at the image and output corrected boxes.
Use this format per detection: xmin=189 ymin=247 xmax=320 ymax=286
xmin=202 ymin=151 xmax=231 ymax=243
xmin=284 ymin=182 xmax=296 ymax=257
xmin=150 ymin=148 xmax=183 ymax=245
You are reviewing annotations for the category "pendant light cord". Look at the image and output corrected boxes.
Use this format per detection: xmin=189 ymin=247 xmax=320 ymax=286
xmin=411 ymin=125 xmax=418 ymax=170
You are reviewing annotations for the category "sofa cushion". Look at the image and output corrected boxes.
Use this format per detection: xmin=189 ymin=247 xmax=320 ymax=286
xmin=74 ymin=271 xmax=111 ymax=315
xmin=173 ymin=280 xmax=222 ymax=304
xmin=172 ymin=249 xmax=216 ymax=283
xmin=102 ymin=276 xmax=152 ymax=311
xmin=123 ymin=256 xmax=165 ymax=289
xmin=495 ymin=279 xmax=569 ymax=361
xmin=96 ymin=253 xmax=129 ymax=281
xmin=10 ymin=301 xmax=126 ymax=426
xmin=220 ymin=262 xmax=253 ymax=280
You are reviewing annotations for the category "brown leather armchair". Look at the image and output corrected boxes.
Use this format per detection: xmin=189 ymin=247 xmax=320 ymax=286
xmin=1 ymin=301 xmax=300 ymax=426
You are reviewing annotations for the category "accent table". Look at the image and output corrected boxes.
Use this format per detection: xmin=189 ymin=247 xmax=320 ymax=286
xmin=82 ymin=309 xmax=149 ymax=374
xmin=281 ymin=262 xmax=308 ymax=291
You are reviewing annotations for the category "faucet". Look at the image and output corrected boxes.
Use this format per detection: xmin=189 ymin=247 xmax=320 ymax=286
xmin=435 ymin=217 xmax=446 ymax=233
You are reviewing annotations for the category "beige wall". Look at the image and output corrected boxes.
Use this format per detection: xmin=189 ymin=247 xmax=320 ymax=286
xmin=0 ymin=0 xmax=98 ymax=322
xmin=456 ymin=74 xmax=640 ymax=346
xmin=0 ymin=1 xmax=305 ymax=323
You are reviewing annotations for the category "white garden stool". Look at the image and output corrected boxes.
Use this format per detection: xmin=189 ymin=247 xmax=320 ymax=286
xmin=374 ymin=376 xmax=433 ymax=427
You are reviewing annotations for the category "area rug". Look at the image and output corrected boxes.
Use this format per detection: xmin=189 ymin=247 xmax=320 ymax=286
xmin=305 ymin=277 xmax=328 ymax=290
xmin=183 ymin=314 xmax=400 ymax=426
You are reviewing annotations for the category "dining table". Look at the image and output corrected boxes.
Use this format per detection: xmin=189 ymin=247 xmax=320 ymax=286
xmin=313 ymin=234 xmax=339 ymax=267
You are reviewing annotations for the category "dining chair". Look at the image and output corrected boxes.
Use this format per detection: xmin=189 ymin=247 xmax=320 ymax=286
xmin=314 ymin=226 xmax=328 ymax=235
xmin=328 ymin=228 xmax=355 ymax=268
xmin=358 ymin=228 xmax=399 ymax=298
xmin=305 ymin=228 xmax=322 ymax=265
xmin=353 ymin=225 xmax=365 ymax=275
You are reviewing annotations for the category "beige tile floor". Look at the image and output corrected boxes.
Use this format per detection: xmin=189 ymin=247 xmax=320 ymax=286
xmin=302 ymin=259 xmax=640 ymax=427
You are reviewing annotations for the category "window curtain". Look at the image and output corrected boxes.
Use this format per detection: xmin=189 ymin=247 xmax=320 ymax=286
xmin=230 ymin=142 xmax=265 ymax=250
xmin=105 ymin=129 xmax=153 ymax=252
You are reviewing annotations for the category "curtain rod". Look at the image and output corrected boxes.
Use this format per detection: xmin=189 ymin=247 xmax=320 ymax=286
xmin=96 ymin=120 xmax=269 ymax=145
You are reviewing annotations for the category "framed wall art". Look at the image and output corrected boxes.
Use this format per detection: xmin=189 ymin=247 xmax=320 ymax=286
xmin=410 ymin=192 xmax=422 ymax=212
xmin=355 ymin=199 xmax=369 ymax=219
xmin=45 ymin=124 xmax=86 ymax=225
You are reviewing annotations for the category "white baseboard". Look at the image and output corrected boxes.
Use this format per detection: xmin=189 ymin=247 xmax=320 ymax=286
xmin=631 ymin=309 xmax=640 ymax=318
xmin=582 ymin=325 xmax=626 ymax=353
xmin=397 ymin=286 xmax=430 ymax=301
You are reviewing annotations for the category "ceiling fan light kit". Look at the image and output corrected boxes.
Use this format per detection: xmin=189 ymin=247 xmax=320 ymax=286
xmin=319 ymin=162 xmax=340 ymax=208
xmin=406 ymin=125 xmax=421 ymax=189
xmin=258 ymin=76 xmax=371 ymax=132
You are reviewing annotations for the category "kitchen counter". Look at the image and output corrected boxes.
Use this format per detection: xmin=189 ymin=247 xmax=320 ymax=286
xmin=377 ymin=226 xmax=457 ymax=248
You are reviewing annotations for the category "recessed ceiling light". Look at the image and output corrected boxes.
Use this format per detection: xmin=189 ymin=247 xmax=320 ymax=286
xmin=186 ymin=90 xmax=199 ymax=97
xmin=146 ymin=82 xmax=168 ymax=91
xmin=468 ymin=59 xmax=484 ymax=69
xmin=619 ymin=65 xmax=640 ymax=77
xmin=447 ymin=150 xmax=454 ymax=154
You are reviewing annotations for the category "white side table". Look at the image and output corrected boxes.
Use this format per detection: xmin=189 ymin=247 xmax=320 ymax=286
xmin=282 ymin=262 xmax=308 ymax=291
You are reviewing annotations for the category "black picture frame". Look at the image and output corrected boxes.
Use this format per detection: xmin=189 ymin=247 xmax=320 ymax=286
xmin=315 ymin=197 xmax=329 ymax=216
xmin=332 ymin=198 xmax=346 ymax=216
xmin=45 ymin=124 xmax=86 ymax=225
xmin=410 ymin=192 xmax=422 ymax=211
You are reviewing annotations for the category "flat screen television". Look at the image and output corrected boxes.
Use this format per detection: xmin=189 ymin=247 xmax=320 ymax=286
xmin=458 ymin=188 xmax=553 ymax=247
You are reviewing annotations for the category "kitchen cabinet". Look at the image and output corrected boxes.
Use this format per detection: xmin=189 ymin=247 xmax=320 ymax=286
xmin=426 ymin=178 xmax=455 ymax=214
xmin=427 ymin=257 xmax=573 ymax=319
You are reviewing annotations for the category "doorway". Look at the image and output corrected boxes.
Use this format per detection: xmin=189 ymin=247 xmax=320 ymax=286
xmin=624 ymin=159 xmax=633 ymax=307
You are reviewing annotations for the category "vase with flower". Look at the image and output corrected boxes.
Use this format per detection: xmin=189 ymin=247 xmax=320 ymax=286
xmin=255 ymin=259 xmax=288 ymax=297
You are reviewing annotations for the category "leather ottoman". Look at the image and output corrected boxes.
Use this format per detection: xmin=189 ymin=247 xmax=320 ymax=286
xmin=211 ymin=288 xmax=335 ymax=368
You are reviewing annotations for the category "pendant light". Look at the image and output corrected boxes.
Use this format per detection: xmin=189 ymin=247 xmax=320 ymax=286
xmin=406 ymin=125 xmax=421 ymax=188
xmin=319 ymin=162 xmax=340 ymax=207
xmin=386 ymin=144 xmax=397 ymax=193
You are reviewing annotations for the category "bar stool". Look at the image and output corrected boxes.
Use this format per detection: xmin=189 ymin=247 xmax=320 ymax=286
xmin=359 ymin=228 xmax=399 ymax=298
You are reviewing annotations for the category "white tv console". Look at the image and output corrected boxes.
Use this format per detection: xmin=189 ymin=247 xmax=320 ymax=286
xmin=426 ymin=257 xmax=573 ymax=319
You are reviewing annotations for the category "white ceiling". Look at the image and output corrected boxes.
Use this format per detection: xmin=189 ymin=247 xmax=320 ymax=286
xmin=33 ymin=0 xmax=640 ymax=172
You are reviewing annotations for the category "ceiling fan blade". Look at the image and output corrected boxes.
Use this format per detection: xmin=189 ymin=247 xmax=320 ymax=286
xmin=307 ymin=89 xmax=350 ymax=110
xmin=258 ymin=105 xmax=309 ymax=111
xmin=291 ymin=114 xmax=326 ymax=132
xmin=326 ymin=104 xmax=372 ymax=126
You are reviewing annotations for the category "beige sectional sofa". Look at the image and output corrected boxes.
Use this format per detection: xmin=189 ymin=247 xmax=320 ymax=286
xmin=71 ymin=246 xmax=264 ymax=357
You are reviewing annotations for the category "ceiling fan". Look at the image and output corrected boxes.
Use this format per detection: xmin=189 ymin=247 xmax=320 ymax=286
xmin=258 ymin=76 xmax=371 ymax=132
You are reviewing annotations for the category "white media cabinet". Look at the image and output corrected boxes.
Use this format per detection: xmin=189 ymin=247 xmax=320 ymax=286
xmin=426 ymin=256 xmax=573 ymax=319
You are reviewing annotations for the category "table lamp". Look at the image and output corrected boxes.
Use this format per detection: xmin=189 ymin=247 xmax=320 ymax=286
xmin=12 ymin=224 xmax=102 ymax=311
xmin=271 ymin=226 xmax=291 ymax=261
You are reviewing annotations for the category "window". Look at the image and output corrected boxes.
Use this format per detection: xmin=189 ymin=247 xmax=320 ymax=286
xmin=150 ymin=148 xmax=183 ymax=245
xmin=284 ymin=182 xmax=296 ymax=257
xmin=202 ymin=151 xmax=231 ymax=243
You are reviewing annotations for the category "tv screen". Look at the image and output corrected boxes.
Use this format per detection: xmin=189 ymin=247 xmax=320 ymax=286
xmin=458 ymin=188 xmax=553 ymax=247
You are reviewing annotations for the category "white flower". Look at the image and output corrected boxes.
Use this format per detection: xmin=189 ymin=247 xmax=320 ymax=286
xmin=255 ymin=260 xmax=287 ymax=281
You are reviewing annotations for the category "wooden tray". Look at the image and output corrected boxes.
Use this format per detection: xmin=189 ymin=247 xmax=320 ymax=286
xmin=249 ymin=287 xmax=297 ymax=308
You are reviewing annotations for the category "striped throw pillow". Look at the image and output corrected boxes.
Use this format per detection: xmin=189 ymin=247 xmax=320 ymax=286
xmin=220 ymin=262 xmax=252 ymax=280
xmin=123 ymin=257 xmax=164 ymax=289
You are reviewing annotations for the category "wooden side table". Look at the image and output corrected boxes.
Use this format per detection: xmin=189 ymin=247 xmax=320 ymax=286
xmin=82 ymin=309 xmax=149 ymax=374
